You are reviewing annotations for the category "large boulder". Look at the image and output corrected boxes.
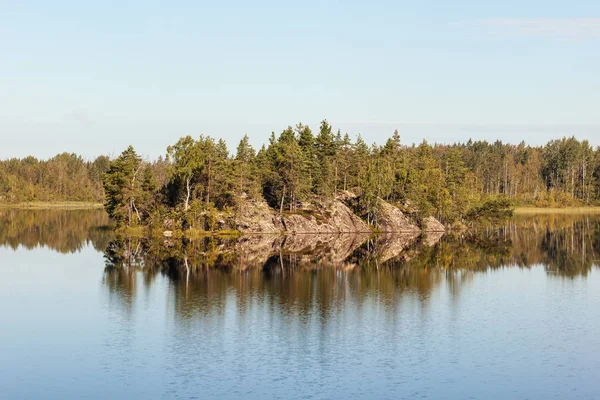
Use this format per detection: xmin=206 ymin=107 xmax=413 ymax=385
xmin=422 ymin=216 xmax=445 ymax=232
xmin=375 ymin=199 xmax=420 ymax=232
xmin=282 ymin=200 xmax=371 ymax=233
xmin=236 ymin=198 xmax=284 ymax=233
xmin=328 ymin=200 xmax=371 ymax=233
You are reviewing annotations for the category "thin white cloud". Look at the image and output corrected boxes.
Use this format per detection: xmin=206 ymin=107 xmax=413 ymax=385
xmin=331 ymin=121 xmax=600 ymax=137
xmin=65 ymin=109 xmax=95 ymax=126
xmin=332 ymin=120 xmax=600 ymax=128
xmin=479 ymin=18 xmax=600 ymax=40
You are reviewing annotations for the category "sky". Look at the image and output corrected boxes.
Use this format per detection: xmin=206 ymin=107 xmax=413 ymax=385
xmin=1 ymin=0 xmax=600 ymax=160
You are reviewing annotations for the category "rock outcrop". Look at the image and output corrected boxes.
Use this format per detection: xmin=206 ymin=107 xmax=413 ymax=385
xmin=375 ymin=199 xmax=420 ymax=232
xmin=283 ymin=200 xmax=371 ymax=234
xmin=236 ymin=195 xmax=437 ymax=234
xmin=237 ymin=198 xmax=284 ymax=233
xmin=238 ymin=197 xmax=371 ymax=234
xmin=422 ymin=216 xmax=445 ymax=232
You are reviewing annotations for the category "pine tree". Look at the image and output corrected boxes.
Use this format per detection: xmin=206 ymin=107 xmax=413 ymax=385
xmin=102 ymin=146 xmax=144 ymax=226
xmin=314 ymin=120 xmax=336 ymax=197
xmin=234 ymin=134 xmax=259 ymax=200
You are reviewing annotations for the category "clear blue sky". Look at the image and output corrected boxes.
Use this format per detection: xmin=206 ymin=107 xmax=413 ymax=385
xmin=1 ymin=0 xmax=599 ymax=160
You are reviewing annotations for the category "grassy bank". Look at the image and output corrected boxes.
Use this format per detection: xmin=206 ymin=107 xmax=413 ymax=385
xmin=514 ymin=207 xmax=600 ymax=214
xmin=0 ymin=201 xmax=104 ymax=210
xmin=184 ymin=229 xmax=241 ymax=239
xmin=113 ymin=226 xmax=241 ymax=239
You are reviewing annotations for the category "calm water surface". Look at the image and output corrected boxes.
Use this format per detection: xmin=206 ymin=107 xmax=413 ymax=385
xmin=1 ymin=209 xmax=599 ymax=399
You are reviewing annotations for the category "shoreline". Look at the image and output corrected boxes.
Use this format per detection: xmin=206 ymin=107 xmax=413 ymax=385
xmin=0 ymin=201 xmax=104 ymax=210
xmin=513 ymin=206 xmax=600 ymax=214
xmin=2 ymin=201 xmax=600 ymax=223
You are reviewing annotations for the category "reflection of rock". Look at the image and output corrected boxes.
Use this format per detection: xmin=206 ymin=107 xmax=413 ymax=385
xmin=281 ymin=233 xmax=369 ymax=264
xmin=234 ymin=234 xmax=282 ymax=267
xmin=376 ymin=232 xmax=420 ymax=263
xmin=422 ymin=231 xmax=445 ymax=247
xmin=422 ymin=216 xmax=445 ymax=232
xmin=330 ymin=233 xmax=370 ymax=263
xmin=375 ymin=199 xmax=420 ymax=232
xmin=280 ymin=234 xmax=326 ymax=253
xmin=231 ymin=233 xmax=370 ymax=268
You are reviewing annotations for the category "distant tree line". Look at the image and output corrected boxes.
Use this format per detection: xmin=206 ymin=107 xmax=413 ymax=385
xmin=100 ymin=121 xmax=600 ymax=229
xmin=2 ymin=121 xmax=600 ymax=227
xmin=0 ymin=153 xmax=109 ymax=202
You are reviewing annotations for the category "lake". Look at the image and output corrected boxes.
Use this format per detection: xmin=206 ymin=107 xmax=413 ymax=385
xmin=1 ymin=209 xmax=599 ymax=399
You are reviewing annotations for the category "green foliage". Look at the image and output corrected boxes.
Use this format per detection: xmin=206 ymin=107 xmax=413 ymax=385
xmin=0 ymin=153 xmax=107 ymax=203
xmin=234 ymin=134 xmax=260 ymax=200
xmin=102 ymin=146 xmax=146 ymax=227
xmin=465 ymin=198 xmax=514 ymax=223
xmin=166 ymin=135 xmax=203 ymax=211
xmin=3 ymin=122 xmax=600 ymax=232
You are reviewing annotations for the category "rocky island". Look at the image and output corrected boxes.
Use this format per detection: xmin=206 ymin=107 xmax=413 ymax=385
xmin=99 ymin=121 xmax=513 ymax=237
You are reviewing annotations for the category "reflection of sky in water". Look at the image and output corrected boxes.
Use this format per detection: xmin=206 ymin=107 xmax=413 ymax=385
xmin=1 ymin=239 xmax=599 ymax=399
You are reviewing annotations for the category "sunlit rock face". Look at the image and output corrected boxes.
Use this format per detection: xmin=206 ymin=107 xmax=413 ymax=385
xmin=422 ymin=216 xmax=445 ymax=232
xmin=374 ymin=198 xmax=420 ymax=233
xmin=232 ymin=193 xmax=436 ymax=234
xmin=237 ymin=197 xmax=371 ymax=234
xmin=236 ymin=198 xmax=284 ymax=233
xmin=282 ymin=200 xmax=371 ymax=234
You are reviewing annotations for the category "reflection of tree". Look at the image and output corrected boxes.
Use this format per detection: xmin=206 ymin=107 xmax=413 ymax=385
xmin=102 ymin=214 xmax=600 ymax=323
xmin=0 ymin=209 xmax=112 ymax=253
xmin=502 ymin=214 xmax=600 ymax=277
xmin=540 ymin=224 xmax=597 ymax=277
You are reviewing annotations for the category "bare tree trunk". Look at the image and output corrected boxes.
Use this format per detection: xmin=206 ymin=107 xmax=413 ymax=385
xmin=184 ymin=256 xmax=190 ymax=298
xmin=185 ymin=177 xmax=191 ymax=211
xmin=132 ymin=200 xmax=141 ymax=224
xmin=206 ymin=163 xmax=211 ymax=206
xmin=280 ymin=186 xmax=286 ymax=215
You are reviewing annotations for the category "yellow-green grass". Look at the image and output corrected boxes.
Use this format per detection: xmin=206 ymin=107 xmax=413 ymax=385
xmin=184 ymin=229 xmax=240 ymax=239
xmin=0 ymin=201 xmax=104 ymax=210
xmin=115 ymin=226 xmax=147 ymax=237
xmin=514 ymin=207 xmax=600 ymax=214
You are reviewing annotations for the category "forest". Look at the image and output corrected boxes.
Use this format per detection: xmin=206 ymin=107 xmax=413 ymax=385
xmin=2 ymin=120 xmax=600 ymax=230
xmin=0 ymin=153 xmax=108 ymax=203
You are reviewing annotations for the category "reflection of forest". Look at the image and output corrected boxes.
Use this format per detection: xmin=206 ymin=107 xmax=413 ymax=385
xmin=2 ymin=209 xmax=597 ymax=279
xmin=102 ymin=214 xmax=600 ymax=316
xmin=0 ymin=209 xmax=113 ymax=253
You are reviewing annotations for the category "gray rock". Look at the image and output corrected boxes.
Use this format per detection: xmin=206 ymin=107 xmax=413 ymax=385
xmin=237 ymin=198 xmax=284 ymax=233
xmin=375 ymin=199 xmax=420 ymax=232
xmin=422 ymin=216 xmax=445 ymax=232
xmin=280 ymin=200 xmax=372 ymax=234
